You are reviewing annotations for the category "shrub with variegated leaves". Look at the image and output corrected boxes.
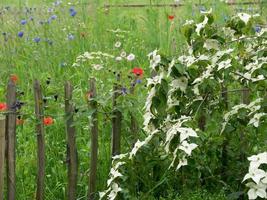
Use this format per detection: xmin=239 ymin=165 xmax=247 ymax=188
xmin=100 ymin=9 xmax=267 ymax=200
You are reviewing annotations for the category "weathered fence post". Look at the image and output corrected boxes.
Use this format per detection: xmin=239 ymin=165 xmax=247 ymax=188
xmin=34 ymin=80 xmax=45 ymax=200
xmin=6 ymin=80 xmax=16 ymax=200
xmin=0 ymin=116 xmax=6 ymax=200
xmin=65 ymin=82 xmax=78 ymax=200
xmin=111 ymin=80 xmax=122 ymax=156
xmin=88 ymin=78 xmax=98 ymax=200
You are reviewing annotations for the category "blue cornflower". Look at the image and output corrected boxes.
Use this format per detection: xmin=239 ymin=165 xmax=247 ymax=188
xmin=136 ymin=79 xmax=142 ymax=84
xmin=29 ymin=16 xmax=34 ymax=21
xmin=70 ymin=10 xmax=77 ymax=17
xmin=255 ymin=25 xmax=261 ymax=33
xmin=21 ymin=19 xmax=27 ymax=25
xmin=68 ymin=34 xmax=74 ymax=40
xmin=121 ymin=87 xmax=127 ymax=95
xmin=51 ymin=15 xmax=57 ymax=20
xmin=33 ymin=37 xmax=41 ymax=43
xmin=18 ymin=31 xmax=24 ymax=38
xmin=53 ymin=0 xmax=61 ymax=6
xmin=48 ymin=8 xmax=53 ymax=13
xmin=69 ymin=7 xmax=75 ymax=12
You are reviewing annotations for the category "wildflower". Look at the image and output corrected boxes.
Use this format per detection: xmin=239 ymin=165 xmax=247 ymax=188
xmin=132 ymin=67 xmax=144 ymax=76
xmin=20 ymin=19 xmax=27 ymax=25
xmin=254 ymin=25 xmax=261 ymax=33
xmin=43 ymin=117 xmax=54 ymax=126
xmin=114 ymin=41 xmax=121 ymax=48
xmin=34 ymin=37 xmax=41 ymax=43
xmin=53 ymin=0 xmax=61 ymax=6
xmin=69 ymin=7 xmax=75 ymax=12
xmin=29 ymin=16 xmax=34 ymax=21
xmin=0 ymin=103 xmax=7 ymax=111
xmin=10 ymin=74 xmax=18 ymax=83
xmin=115 ymin=57 xmax=122 ymax=61
xmin=68 ymin=34 xmax=74 ymax=40
xmin=12 ymin=100 xmax=25 ymax=110
xmin=168 ymin=15 xmax=175 ymax=21
xmin=70 ymin=8 xmax=77 ymax=17
xmin=18 ymin=31 xmax=24 ymax=38
xmin=120 ymin=51 xmax=127 ymax=57
xmin=178 ymin=140 xmax=198 ymax=156
xmin=136 ymin=79 xmax=142 ymax=84
xmin=121 ymin=87 xmax=127 ymax=95
xmin=127 ymin=53 xmax=135 ymax=61
xmin=50 ymin=15 xmax=57 ymax=20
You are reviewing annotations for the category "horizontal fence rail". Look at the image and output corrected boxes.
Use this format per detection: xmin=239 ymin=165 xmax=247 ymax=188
xmin=104 ymin=1 xmax=264 ymax=8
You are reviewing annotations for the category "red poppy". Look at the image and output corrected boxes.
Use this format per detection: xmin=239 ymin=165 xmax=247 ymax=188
xmin=132 ymin=67 xmax=144 ymax=76
xmin=43 ymin=117 xmax=54 ymax=126
xmin=10 ymin=74 xmax=18 ymax=84
xmin=168 ymin=15 xmax=175 ymax=20
xmin=16 ymin=118 xmax=24 ymax=125
xmin=0 ymin=103 xmax=7 ymax=111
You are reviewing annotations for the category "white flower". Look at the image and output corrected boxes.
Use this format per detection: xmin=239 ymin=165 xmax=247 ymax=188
xmin=120 ymin=51 xmax=127 ymax=57
xmin=176 ymin=157 xmax=188 ymax=170
xmin=246 ymin=182 xmax=267 ymax=199
xmin=114 ymin=41 xmax=121 ymax=48
xmin=107 ymin=183 xmax=122 ymax=200
xmin=177 ymin=128 xmax=198 ymax=142
xmin=148 ymin=50 xmax=161 ymax=69
xmin=237 ymin=13 xmax=251 ymax=24
xmin=243 ymin=168 xmax=266 ymax=184
xmin=248 ymin=152 xmax=267 ymax=169
xmin=92 ymin=64 xmax=103 ymax=70
xmin=115 ymin=56 xmax=122 ymax=61
xmin=169 ymin=77 xmax=188 ymax=93
xmin=127 ymin=53 xmax=135 ymax=61
xmin=178 ymin=140 xmax=198 ymax=156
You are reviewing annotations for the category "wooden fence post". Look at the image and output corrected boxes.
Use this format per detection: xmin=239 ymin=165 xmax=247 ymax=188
xmin=6 ymin=80 xmax=16 ymax=200
xmin=111 ymin=81 xmax=122 ymax=156
xmin=0 ymin=116 xmax=6 ymax=200
xmin=34 ymin=80 xmax=45 ymax=200
xmin=65 ymin=82 xmax=78 ymax=200
xmin=88 ymin=78 xmax=98 ymax=200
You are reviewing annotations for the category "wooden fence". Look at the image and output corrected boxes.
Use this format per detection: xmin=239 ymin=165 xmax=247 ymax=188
xmin=0 ymin=79 xmax=133 ymax=200
xmin=104 ymin=1 xmax=264 ymax=8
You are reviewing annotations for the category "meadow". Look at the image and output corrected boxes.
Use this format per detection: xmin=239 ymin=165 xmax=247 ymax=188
xmin=0 ymin=0 xmax=267 ymax=199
